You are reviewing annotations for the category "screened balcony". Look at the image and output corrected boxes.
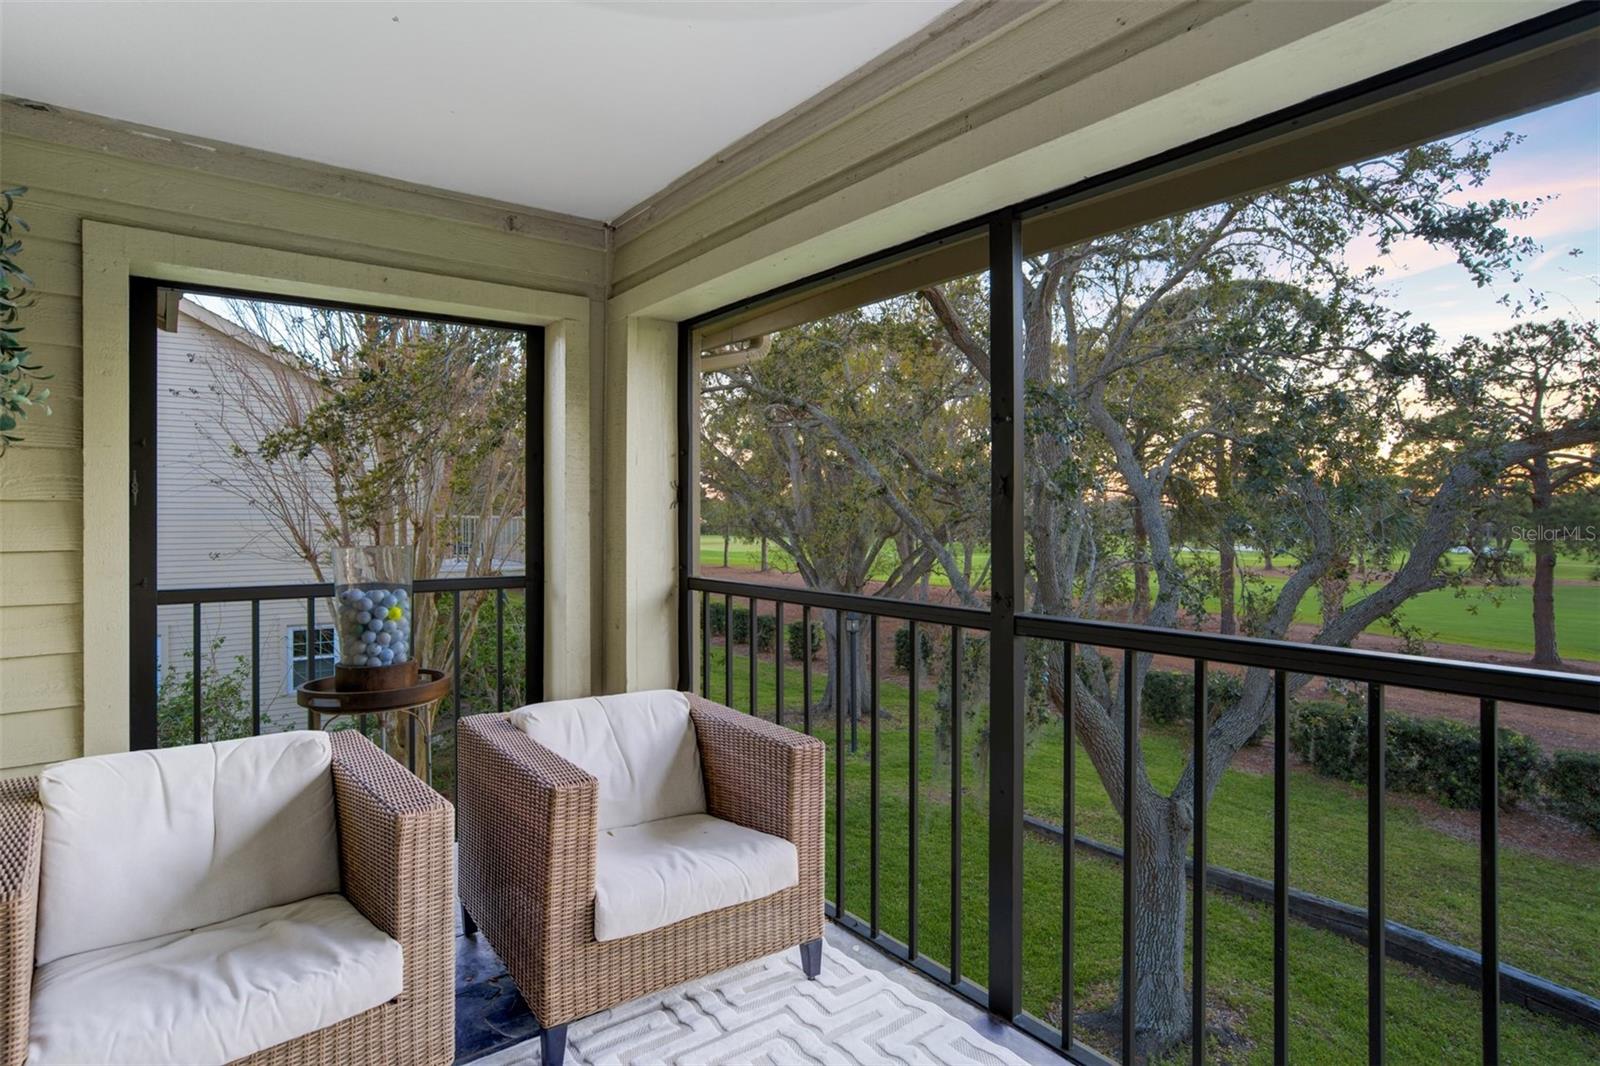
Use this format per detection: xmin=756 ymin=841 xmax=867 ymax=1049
xmin=1 ymin=3 xmax=1598 ymax=1066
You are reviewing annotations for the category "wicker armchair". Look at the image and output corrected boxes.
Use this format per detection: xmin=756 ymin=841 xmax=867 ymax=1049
xmin=0 ymin=730 xmax=454 ymax=1066
xmin=457 ymin=691 xmax=825 ymax=1066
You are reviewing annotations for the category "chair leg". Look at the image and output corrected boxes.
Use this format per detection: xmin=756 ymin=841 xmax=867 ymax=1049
xmin=461 ymin=903 xmax=477 ymax=937
xmin=541 ymin=1023 xmax=569 ymax=1066
xmin=800 ymin=937 xmax=823 ymax=979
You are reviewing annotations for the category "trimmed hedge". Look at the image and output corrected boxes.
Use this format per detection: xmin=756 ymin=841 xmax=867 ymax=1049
xmin=707 ymin=603 xmax=767 ymax=647
xmin=786 ymin=619 xmax=822 ymax=660
xmin=894 ymin=627 xmax=934 ymax=673
xmin=1289 ymin=701 xmax=1544 ymax=810
xmin=1548 ymin=751 xmax=1600 ymax=834
xmin=706 ymin=600 xmax=752 ymax=639
xmin=711 ymin=602 xmax=817 ymax=658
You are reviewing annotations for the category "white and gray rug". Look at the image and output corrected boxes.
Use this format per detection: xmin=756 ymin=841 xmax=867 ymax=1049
xmin=473 ymin=941 xmax=1032 ymax=1066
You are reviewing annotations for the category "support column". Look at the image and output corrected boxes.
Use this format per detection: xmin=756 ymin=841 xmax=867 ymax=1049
xmin=987 ymin=210 xmax=1026 ymax=1019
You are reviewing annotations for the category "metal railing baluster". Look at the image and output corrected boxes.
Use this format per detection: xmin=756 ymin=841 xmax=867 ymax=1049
xmin=452 ymin=591 xmax=463 ymax=722
xmin=192 ymin=602 xmax=204 ymax=744
xmin=1064 ymin=640 xmax=1077 ymax=1053
xmin=909 ymin=620 xmax=921 ymax=961
xmin=1368 ymin=682 xmax=1386 ymax=1066
xmin=803 ymin=606 xmax=813 ymax=735
xmin=1274 ymin=668 xmax=1289 ymax=1065
xmin=701 ymin=591 xmax=710 ymax=697
xmin=950 ymin=625 xmax=963 ymax=986
xmin=749 ymin=596 xmax=758 ymax=714
xmin=725 ymin=593 xmax=734 ymax=707
xmin=1192 ymin=658 xmax=1206 ymax=1066
xmin=1122 ymin=646 xmax=1137 ymax=1063
xmin=835 ymin=609 xmax=846 ymax=918
xmin=774 ymin=601 xmax=785 ymax=724
xmin=496 ymin=588 xmax=506 ymax=713
xmin=869 ymin=614 xmax=880 ymax=938
xmin=250 ymin=601 xmax=261 ymax=737
xmin=1481 ymin=697 xmax=1499 ymax=1066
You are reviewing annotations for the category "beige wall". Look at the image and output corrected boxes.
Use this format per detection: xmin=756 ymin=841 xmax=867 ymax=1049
xmin=0 ymin=103 xmax=607 ymax=773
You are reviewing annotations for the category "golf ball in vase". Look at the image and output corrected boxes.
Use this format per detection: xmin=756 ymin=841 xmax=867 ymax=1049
xmin=335 ymin=586 xmax=412 ymax=668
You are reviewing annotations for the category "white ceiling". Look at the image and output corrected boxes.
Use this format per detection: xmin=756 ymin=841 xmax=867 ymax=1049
xmin=0 ymin=0 xmax=958 ymax=221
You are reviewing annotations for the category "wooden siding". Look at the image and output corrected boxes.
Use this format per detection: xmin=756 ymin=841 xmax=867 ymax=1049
xmin=0 ymin=107 xmax=606 ymax=772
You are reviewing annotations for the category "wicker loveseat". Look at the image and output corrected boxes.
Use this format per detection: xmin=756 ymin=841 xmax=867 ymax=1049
xmin=457 ymin=690 xmax=825 ymax=1065
xmin=0 ymin=729 xmax=454 ymax=1066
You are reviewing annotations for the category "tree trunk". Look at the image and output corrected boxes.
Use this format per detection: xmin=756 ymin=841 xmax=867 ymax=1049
xmin=1218 ymin=441 xmax=1236 ymax=635
xmin=1132 ymin=500 xmax=1151 ymax=622
xmin=1120 ymin=817 xmax=1193 ymax=1060
xmin=1529 ymin=459 xmax=1561 ymax=665
xmin=722 ymin=534 xmax=730 ymax=568
xmin=761 ymin=536 xmax=769 ymax=572
xmin=1218 ymin=540 xmax=1236 ymax=636
xmin=1320 ymin=553 xmax=1350 ymax=631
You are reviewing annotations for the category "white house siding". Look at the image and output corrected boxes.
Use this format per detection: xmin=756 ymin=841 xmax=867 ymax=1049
xmin=156 ymin=303 xmax=327 ymax=735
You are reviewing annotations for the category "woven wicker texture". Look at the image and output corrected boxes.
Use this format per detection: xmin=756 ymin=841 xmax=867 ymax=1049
xmin=0 ymin=733 xmax=454 ymax=1066
xmin=456 ymin=693 xmax=825 ymax=1031
xmin=0 ymin=777 xmax=41 ymax=1066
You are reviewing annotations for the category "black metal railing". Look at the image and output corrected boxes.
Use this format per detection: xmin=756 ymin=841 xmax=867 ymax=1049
xmin=149 ymin=575 xmax=531 ymax=795
xmin=686 ymin=573 xmax=1600 ymax=1066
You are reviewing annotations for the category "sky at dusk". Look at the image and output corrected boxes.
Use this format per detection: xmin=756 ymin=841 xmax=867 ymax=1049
xmin=1366 ymin=91 xmax=1599 ymax=345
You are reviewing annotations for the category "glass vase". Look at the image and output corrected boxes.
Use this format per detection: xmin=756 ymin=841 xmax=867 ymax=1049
xmin=332 ymin=545 xmax=415 ymax=687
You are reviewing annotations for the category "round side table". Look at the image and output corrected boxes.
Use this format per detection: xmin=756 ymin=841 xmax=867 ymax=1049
xmin=297 ymin=668 xmax=452 ymax=780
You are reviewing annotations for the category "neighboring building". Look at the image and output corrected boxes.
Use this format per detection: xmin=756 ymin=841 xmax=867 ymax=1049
xmin=155 ymin=300 xmax=332 ymax=733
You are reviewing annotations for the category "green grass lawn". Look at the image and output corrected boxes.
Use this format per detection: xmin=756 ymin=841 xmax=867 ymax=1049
xmin=700 ymin=534 xmax=989 ymax=591
xmin=704 ymin=643 xmax=1600 ymax=1064
xmin=1197 ymin=570 xmax=1599 ymax=660
xmin=700 ymin=535 xmax=1600 ymax=660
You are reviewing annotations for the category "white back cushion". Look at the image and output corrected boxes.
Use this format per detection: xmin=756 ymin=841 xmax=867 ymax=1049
xmin=510 ymin=690 xmax=705 ymax=831
xmin=35 ymin=730 xmax=341 ymax=964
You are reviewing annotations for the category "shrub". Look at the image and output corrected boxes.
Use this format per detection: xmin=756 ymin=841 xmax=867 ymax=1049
xmin=1290 ymin=700 xmax=1365 ymax=779
xmin=1140 ymin=668 xmax=1246 ymax=727
xmin=1548 ymin=751 xmax=1600 ymax=834
xmin=1289 ymin=701 xmax=1544 ymax=810
xmin=729 ymin=605 xmax=752 ymax=644
xmin=754 ymin=613 xmax=778 ymax=653
xmin=156 ymin=638 xmax=252 ymax=748
xmin=894 ymin=627 xmax=933 ymax=673
xmin=1141 ymin=670 xmax=1191 ymax=725
xmin=786 ymin=619 xmax=822 ymax=660
xmin=706 ymin=601 xmax=761 ymax=643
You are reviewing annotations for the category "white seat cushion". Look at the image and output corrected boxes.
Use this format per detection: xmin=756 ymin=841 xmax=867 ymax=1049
xmin=593 ymin=813 xmax=798 ymax=942
xmin=510 ymin=690 xmax=705 ymax=831
xmin=35 ymin=730 xmax=340 ymax=964
xmin=28 ymin=893 xmax=403 ymax=1066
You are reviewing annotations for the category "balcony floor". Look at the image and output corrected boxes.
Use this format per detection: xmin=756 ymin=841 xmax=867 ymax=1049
xmin=453 ymin=919 xmax=1066 ymax=1065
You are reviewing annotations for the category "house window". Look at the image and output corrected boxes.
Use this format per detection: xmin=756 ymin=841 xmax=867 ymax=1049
xmin=287 ymin=625 xmax=337 ymax=691
xmin=454 ymin=515 xmax=479 ymax=559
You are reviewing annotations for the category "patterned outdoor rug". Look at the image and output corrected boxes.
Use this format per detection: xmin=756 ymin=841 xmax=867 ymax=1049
xmin=470 ymin=940 xmax=1032 ymax=1065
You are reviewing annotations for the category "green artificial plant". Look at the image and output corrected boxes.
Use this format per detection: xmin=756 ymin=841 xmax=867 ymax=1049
xmin=1 ymin=186 xmax=50 ymax=453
